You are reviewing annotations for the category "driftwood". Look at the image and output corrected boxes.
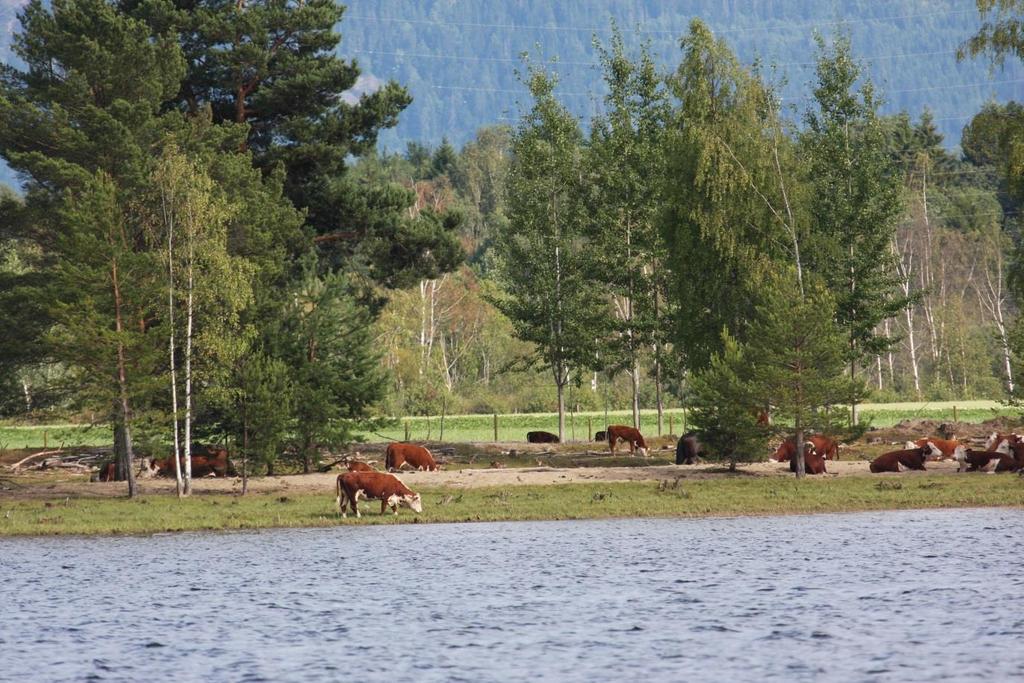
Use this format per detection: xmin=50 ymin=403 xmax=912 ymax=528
xmin=7 ymin=449 xmax=67 ymax=470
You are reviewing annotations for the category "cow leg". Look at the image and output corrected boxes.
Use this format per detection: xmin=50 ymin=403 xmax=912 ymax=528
xmin=381 ymin=499 xmax=388 ymax=515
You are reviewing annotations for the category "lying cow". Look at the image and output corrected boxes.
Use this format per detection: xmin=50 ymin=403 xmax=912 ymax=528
xmin=335 ymin=471 xmax=422 ymax=518
xmin=385 ymin=443 xmax=440 ymax=472
xmin=675 ymin=432 xmax=703 ymax=465
xmin=526 ymin=430 xmax=560 ymax=444
xmin=790 ymin=443 xmax=827 ymax=475
xmin=953 ymin=445 xmax=1006 ymax=473
xmin=870 ymin=446 xmax=931 ymax=473
xmin=985 ymin=431 xmax=1022 ymax=451
xmin=607 ymin=425 xmax=648 ymax=457
xmin=904 ymin=438 xmax=960 ymax=460
xmin=346 ymin=459 xmax=376 ymax=472
xmin=773 ymin=435 xmax=838 ymax=462
xmin=992 ymin=440 xmax=1024 ymax=473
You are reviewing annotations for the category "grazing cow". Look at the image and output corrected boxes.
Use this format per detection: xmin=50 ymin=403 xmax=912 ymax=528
xmin=870 ymin=446 xmax=930 ymax=473
xmin=346 ymin=459 xmax=376 ymax=472
xmin=675 ymin=432 xmax=703 ymax=465
xmin=526 ymin=430 xmax=560 ymax=444
xmin=335 ymin=471 xmax=422 ymax=518
xmin=790 ymin=443 xmax=827 ymax=475
xmin=773 ymin=435 xmax=838 ymax=462
xmin=953 ymin=445 xmax=1005 ymax=473
xmin=905 ymin=438 xmax=960 ymax=460
xmin=607 ymin=425 xmax=649 ymax=457
xmin=594 ymin=431 xmax=606 ymax=443
xmin=385 ymin=443 xmax=440 ymax=472
xmin=985 ymin=432 xmax=1022 ymax=451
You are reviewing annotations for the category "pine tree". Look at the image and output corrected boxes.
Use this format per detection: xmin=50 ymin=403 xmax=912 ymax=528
xmin=802 ymin=34 xmax=908 ymax=424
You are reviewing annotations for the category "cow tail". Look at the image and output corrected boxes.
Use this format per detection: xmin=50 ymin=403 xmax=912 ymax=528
xmin=385 ymin=447 xmax=393 ymax=472
xmin=335 ymin=476 xmax=344 ymax=513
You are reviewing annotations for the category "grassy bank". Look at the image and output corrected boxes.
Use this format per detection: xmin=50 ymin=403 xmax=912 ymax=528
xmin=1 ymin=474 xmax=1021 ymax=537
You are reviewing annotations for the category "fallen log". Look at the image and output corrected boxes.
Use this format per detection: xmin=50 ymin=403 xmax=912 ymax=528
xmin=8 ymin=449 xmax=66 ymax=470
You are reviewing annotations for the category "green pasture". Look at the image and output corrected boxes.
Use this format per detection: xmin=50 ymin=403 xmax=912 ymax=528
xmin=0 ymin=424 xmax=111 ymax=451
xmin=1 ymin=474 xmax=1021 ymax=537
xmin=1 ymin=400 xmax=1019 ymax=450
xmin=363 ymin=400 xmax=1018 ymax=443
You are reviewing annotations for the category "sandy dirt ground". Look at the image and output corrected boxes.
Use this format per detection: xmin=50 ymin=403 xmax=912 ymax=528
xmin=1 ymin=457 xmax=970 ymax=500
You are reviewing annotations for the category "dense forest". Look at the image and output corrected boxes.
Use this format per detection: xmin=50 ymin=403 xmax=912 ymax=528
xmin=1 ymin=0 xmax=1023 ymax=484
xmin=342 ymin=0 xmax=1024 ymax=150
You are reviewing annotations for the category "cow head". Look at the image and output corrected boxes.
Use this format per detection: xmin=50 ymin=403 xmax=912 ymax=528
xmin=985 ymin=432 xmax=999 ymax=450
xmin=924 ymin=442 xmax=943 ymax=460
xmin=995 ymin=439 xmax=1012 ymax=455
xmin=904 ymin=440 xmax=918 ymax=451
xmin=953 ymin=445 xmax=968 ymax=470
xmin=405 ymin=493 xmax=423 ymax=513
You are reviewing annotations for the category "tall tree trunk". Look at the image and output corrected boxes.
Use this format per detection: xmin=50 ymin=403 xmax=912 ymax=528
xmin=793 ymin=421 xmax=805 ymax=479
xmin=556 ymin=375 xmax=566 ymax=442
xmin=183 ymin=232 xmax=194 ymax=495
xmin=111 ymin=258 xmax=137 ymax=498
xmin=165 ymin=195 xmax=183 ymax=498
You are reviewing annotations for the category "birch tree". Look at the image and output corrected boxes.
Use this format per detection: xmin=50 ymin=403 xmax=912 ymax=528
xmin=492 ymin=66 xmax=602 ymax=440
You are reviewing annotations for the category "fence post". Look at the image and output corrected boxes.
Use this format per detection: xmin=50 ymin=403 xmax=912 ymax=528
xmin=669 ymin=414 xmax=674 ymax=436
xmin=43 ymin=430 xmax=47 ymax=449
xmin=426 ymin=417 xmax=431 ymax=441
xmin=440 ymin=397 xmax=447 ymax=442
xmin=953 ymin=405 xmax=958 ymax=422
xmin=587 ymin=417 xmax=592 ymax=442
xmin=404 ymin=420 xmax=410 ymax=442
xmin=571 ymin=408 xmax=576 ymax=442
xmin=493 ymin=413 xmax=498 ymax=442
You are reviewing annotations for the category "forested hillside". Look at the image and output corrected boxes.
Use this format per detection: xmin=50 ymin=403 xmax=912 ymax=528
xmin=343 ymin=0 xmax=1024 ymax=150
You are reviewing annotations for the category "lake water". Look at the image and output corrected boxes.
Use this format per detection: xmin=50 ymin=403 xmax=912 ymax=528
xmin=1 ymin=509 xmax=1022 ymax=682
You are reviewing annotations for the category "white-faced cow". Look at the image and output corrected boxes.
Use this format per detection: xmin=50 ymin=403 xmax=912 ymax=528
xmin=607 ymin=425 xmax=649 ymax=457
xmin=335 ymin=471 xmax=423 ymax=518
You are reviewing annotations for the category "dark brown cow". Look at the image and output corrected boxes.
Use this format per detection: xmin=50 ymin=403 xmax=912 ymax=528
xmin=773 ymin=435 xmax=839 ymax=462
xmin=870 ymin=447 xmax=930 ymax=473
xmin=526 ymin=430 xmax=560 ymax=444
xmin=98 ymin=462 xmax=117 ymax=482
xmin=152 ymin=444 xmax=232 ymax=478
xmin=789 ymin=443 xmax=827 ymax=475
xmin=594 ymin=431 xmax=606 ymax=443
xmin=335 ymin=471 xmax=423 ymax=518
xmin=385 ymin=443 xmax=439 ymax=472
xmin=607 ymin=425 xmax=649 ymax=457
xmin=954 ymin=446 xmax=1005 ymax=473
xmin=675 ymin=432 xmax=702 ymax=465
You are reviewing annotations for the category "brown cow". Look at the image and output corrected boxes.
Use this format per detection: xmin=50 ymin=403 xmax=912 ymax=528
xmin=870 ymin=446 xmax=930 ymax=473
xmin=385 ymin=443 xmax=439 ymax=472
xmin=335 ymin=471 xmax=422 ymax=518
xmin=953 ymin=445 xmax=1005 ymax=473
xmin=594 ymin=431 xmax=606 ymax=443
xmin=526 ymin=431 xmax=560 ymax=444
xmin=789 ymin=443 xmax=827 ymax=475
xmin=773 ymin=435 xmax=838 ymax=462
xmin=607 ymin=425 xmax=648 ymax=457
xmin=985 ymin=432 xmax=1022 ymax=451
xmin=152 ymin=444 xmax=232 ymax=478
xmin=992 ymin=440 xmax=1024 ymax=473
xmin=98 ymin=462 xmax=117 ymax=482
xmin=905 ymin=438 xmax=959 ymax=460
xmin=346 ymin=459 xmax=376 ymax=472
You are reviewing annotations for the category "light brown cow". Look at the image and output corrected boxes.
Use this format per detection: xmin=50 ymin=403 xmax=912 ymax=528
xmin=905 ymin=438 xmax=960 ymax=460
xmin=870 ymin=447 xmax=930 ymax=473
xmin=335 ymin=471 xmax=423 ymax=518
xmin=385 ymin=443 xmax=440 ymax=472
xmin=773 ymin=435 xmax=839 ymax=462
xmin=346 ymin=459 xmax=376 ymax=472
xmin=607 ymin=425 xmax=649 ymax=457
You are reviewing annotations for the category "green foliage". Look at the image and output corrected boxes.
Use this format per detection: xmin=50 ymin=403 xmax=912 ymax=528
xmin=960 ymin=1 xmax=1024 ymax=67
xmin=688 ymin=333 xmax=769 ymax=467
xmin=273 ymin=254 xmax=386 ymax=471
xmin=659 ymin=19 xmax=790 ymax=372
xmin=747 ymin=273 xmax=864 ymax=442
xmin=802 ymin=34 xmax=908 ymax=382
xmin=492 ymin=66 xmax=604 ymax=436
xmin=232 ymin=351 xmax=292 ymax=477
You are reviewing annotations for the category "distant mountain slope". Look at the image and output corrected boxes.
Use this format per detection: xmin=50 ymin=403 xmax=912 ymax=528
xmin=342 ymin=0 xmax=1024 ymax=150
